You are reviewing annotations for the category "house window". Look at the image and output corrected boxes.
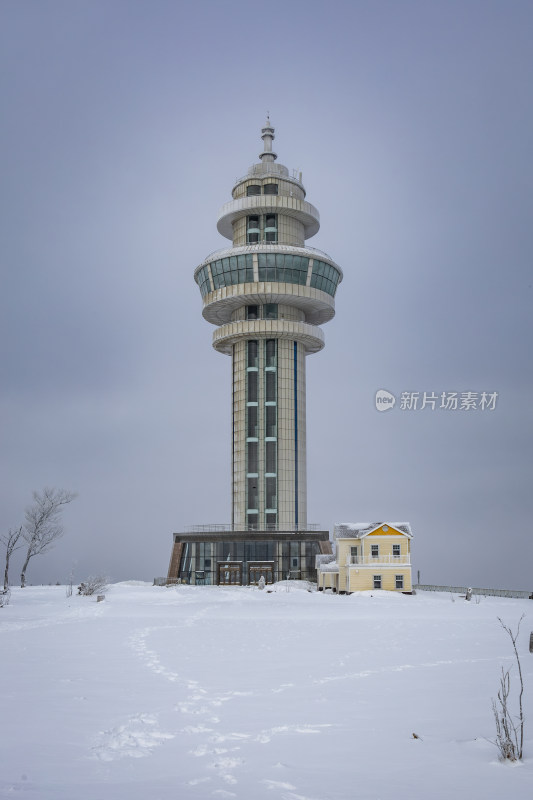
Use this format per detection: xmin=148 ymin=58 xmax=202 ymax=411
xmin=350 ymin=546 xmax=358 ymax=563
xmin=373 ymin=575 xmax=382 ymax=589
xmin=393 ymin=544 xmax=401 ymax=557
xmin=371 ymin=544 xmax=379 ymax=558
xmin=246 ymin=185 xmax=261 ymax=196
xmin=395 ymin=575 xmax=404 ymax=590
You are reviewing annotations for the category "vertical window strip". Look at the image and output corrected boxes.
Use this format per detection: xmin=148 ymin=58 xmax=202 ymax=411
xmin=246 ymin=341 xmax=260 ymax=526
xmin=294 ymin=341 xmax=298 ymax=526
xmin=232 ymin=344 xmax=235 ymax=527
xmin=264 ymin=340 xmax=277 ymax=527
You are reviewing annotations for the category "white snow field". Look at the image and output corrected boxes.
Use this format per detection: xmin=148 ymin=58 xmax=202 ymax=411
xmin=1 ymin=583 xmax=532 ymax=800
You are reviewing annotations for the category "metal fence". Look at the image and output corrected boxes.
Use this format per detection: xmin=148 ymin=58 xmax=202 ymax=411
xmin=415 ymin=584 xmax=533 ymax=600
xmin=184 ymin=523 xmax=323 ymax=533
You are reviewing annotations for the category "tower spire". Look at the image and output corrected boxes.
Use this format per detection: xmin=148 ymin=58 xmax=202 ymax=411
xmin=259 ymin=115 xmax=277 ymax=162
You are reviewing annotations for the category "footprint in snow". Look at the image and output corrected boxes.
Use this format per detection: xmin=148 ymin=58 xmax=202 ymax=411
xmin=92 ymin=713 xmax=173 ymax=761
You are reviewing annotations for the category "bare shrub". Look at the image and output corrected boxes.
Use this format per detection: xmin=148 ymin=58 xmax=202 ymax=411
xmin=492 ymin=615 xmax=525 ymax=761
xmin=78 ymin=576 xmax=109 ymax=596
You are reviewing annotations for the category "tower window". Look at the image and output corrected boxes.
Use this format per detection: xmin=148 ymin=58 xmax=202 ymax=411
xmin=247 ymin=370 xmax=258 ymax=402
xmin=265 ymin=440 xmax=276 ymax=474
xmin=263 ymin=183 xmax=278 ymax=195
xmin=264 ymin=304 xmax=278 ymax=320
xmin=265 ymin=371 xmax=276 ymax=402
xmin=264 ymin=214 xmax=277 ymax=243
xmin=247 ymin=215 xmax=260 ymax=244
xmin=265 ymin=404 xmax=276 ymax=437
xmin=247 ymin=478 xmax=259 ymax=510
xmin=246 ymin=185 xmax=261 ymax=196
xmin=246 ymin=306 xmax=259 ymax=321
xmin=265 ymin=339 xmax=277 ymax=367
xmin=247 ymin=405 xmax=258 ymax=438
xmin=247 ymin=441 xmax=258 ymax=475
xmin=265 ymin=476 xmax=277 ymax=509
xmin=247 ymin=338 xmax=258 ymax=365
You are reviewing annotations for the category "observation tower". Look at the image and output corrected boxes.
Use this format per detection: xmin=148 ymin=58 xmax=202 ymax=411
xmin=167 ymin=120 xmax=342 ymax=586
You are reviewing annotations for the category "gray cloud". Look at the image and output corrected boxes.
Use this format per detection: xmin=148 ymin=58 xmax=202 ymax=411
xmin=1 ymin=0 xmax=532 ymax=590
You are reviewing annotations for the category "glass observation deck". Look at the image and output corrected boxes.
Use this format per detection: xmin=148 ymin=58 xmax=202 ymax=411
xmin=195 ymin=250 xmax=342 ymax=299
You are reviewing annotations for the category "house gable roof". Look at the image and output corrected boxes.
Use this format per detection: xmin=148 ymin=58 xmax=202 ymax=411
xmin=334 ymin=522 xmax=413 ymax=540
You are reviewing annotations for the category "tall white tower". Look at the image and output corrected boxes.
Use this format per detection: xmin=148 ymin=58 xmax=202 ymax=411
xmin=194 ymin=119 xmax=342 ymax=532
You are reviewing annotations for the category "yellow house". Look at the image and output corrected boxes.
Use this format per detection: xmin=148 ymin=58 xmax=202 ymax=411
xmin=316 ymin=522 xmax=413 ymax=594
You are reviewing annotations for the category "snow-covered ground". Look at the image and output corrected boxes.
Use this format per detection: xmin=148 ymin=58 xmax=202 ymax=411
xmin=1 ymin=583 xmax=532 ymax=800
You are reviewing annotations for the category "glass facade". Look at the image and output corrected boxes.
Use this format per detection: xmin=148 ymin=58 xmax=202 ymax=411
xmin=197 ymin=254 xmax=341 ymax=298
xmin=310 ymin=259 xmax=340 ymax=296
xmin=258 ymin=252 xmax=308 ymax=284
xmin=197 ymin=254 xmax=254 ymax=297
xmin=177 ymin=538 xmax=321 ymax=585
xmin=196 ymin=264 xmax=213 ymax=298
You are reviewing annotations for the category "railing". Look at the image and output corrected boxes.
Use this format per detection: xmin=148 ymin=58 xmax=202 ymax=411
xmin=185 ymin=523 xmax=323 ymax=533
xmin=348 ymin=555 xmax=411 ymax=566
xmin=201 ymin=239 xmax=336 ymax=272
xmin=201 ymin=242 xmax=338 ymax=267
xmin=234 ymin=163 xmax=292 ymax=183
xmin=415 ymin=584 xmax=532 ymax=599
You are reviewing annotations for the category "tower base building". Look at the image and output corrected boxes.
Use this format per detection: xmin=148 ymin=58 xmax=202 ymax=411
xmin=167 ymin=528 xmax=331 ymax=586
xmin=167 ymin=120 xmax=341 ymax=586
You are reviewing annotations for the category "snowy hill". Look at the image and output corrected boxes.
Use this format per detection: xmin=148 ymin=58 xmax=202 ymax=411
xmin=1 ymin=584 xmax=532 ymax=799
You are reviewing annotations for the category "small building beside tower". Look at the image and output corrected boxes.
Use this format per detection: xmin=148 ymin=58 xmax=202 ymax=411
xmin=316 ymin=523 xmax=413 ymax=593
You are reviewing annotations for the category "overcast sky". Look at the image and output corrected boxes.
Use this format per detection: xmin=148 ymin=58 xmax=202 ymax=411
xmin=1 ymin=0 xmax=532 ymax=590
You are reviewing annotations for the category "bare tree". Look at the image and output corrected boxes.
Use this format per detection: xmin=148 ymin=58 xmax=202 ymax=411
xmin=1 ymin=526 xmax=24 ymax=591
xmin=20 ymin=488 xmax=76 ymax=588
xmin=492 ymin=615 xmax=525 ymax=761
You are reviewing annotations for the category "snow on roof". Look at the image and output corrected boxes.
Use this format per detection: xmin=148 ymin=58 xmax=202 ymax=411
xmin=316 ymin=553 xmax=336 ymax=568
xmin=334 ymin=522 xmax=413 ymax=539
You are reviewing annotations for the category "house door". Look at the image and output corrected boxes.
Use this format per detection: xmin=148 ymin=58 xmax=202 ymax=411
xmin=217 ymin=562 xmax=242 ymax=586
xmin=248 ymin=563 xmax=274 ymax=585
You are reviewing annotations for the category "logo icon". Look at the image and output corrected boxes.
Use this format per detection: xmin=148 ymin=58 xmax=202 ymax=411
xmin=375 ymin=389 xmax=396 ymax=412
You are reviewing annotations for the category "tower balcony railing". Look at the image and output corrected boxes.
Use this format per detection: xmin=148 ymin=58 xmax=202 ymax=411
xmin=234 ymin=162 xmax=293 ymax=183
xmin=347 ymin=555 xmax=411 ymax=566
xmin=202 ymin=241 xmax=337 ymax=266
xmin=185 ymin=523 xmax=324 ymax=533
